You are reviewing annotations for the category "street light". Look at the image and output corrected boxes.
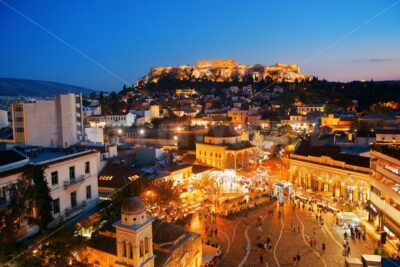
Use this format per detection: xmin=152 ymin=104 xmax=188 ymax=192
xmin=139 ymin=129 xmax=145 ymax=135
xmin=173 ymin=135 xmax=178 ymax=140
xmin=117 ymin=129 xmax=122 ymax=135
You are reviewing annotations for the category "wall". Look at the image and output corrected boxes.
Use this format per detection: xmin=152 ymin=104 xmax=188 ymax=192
xmin=44 ymin=151 xmax=100 ymax=219
xmin=0 ymin=110 xmax=8 ymax=128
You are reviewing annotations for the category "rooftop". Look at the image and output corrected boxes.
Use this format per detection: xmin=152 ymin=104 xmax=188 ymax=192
xmin=205 ymin=125 xmax=239 ymax=138
xmin=166 ymin=163 xmax=192 ymax=172
xmin=375 ymin=128 xmax=400 ymax=135
xmin=227 ymin=141 xmax=255 ymax=150
xmin=192 ymin=164 xmax=214 ymax=174
xmin=98 ymin=162 xmax=141 ymax=189
xmin=0 ymin=149 xmax=27 ymax=167
xmin=12 ymin=145 xmax=99 ymax=165
xmin=88 ymin=233 xmax=117 ymax=255
xmin=152 ymin=218 xmax=185 ymax=243
xmin=293 ymin=141 xmax=370 ymax=168
xmin=371 ymin=144 xmax=400 ymax=160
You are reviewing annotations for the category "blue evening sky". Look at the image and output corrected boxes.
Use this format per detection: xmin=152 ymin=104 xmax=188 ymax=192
xmin=0 ymin=0 xmax=399 ymax=90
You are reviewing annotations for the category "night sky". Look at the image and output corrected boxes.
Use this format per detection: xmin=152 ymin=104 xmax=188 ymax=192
xmin=1 ymin=0 xmax=399 ymax=90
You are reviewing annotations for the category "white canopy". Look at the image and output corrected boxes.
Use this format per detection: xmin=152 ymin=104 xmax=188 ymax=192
xmin=337 ymin=212 xmax=361 ymax=224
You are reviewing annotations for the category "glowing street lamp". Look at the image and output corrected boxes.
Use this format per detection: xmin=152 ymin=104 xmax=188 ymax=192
xmin=139 ymin=129 xmax=145 ymax=135
xmin=173 ymin=135 xmax=178 ymax=140
xmin=117 ymin=129 xmax=122 ymax=135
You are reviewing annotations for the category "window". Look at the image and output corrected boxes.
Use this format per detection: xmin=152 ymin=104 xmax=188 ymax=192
xmin=86 ymin=185 xmax=92 ymax=199
xmin=0 ymin=186 xmax=7 ymax=202
xmin=16 ymin=128 xmax=24 ymax=133
xmin=85 ymin=161 xmax=90 ymax=174
xmin=145 ymin=237 xmax=149 ymax=254
xmin=15 ymin=107 xmax=22 ymax=112
xmin=140 ymin=240 xmax=144 ymax=257
xmin=122 ymin=241 xmax=126 ymax=257
xmin=53 ymin=198 xmax=60 ymax=214
xmin=51 ymin=171 xmax=58 ymax=185
xmin=70 ymin=191 xmax=77 ymax=208
xmin=16 ymin=117 xmax=23 ymax=122
xmin=69 ymin=166 xmax=75 ymax=180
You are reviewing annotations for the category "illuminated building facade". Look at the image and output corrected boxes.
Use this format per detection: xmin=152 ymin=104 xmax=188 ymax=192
xmin=289 ymin=141 xmax=370 ymax=202
xmin=196 ymin=125 xmax=255 ymax=170
xmin=368 ymin=145 xmax=400 ymax=245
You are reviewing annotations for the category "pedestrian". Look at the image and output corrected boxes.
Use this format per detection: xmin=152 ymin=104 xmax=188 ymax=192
xmin=347 ymin=246 xmax=350 ymax=256
xmin=293 ymin=255 xmax=297 ymax=264
xmin=296 ymin=252 xmax=301 ymax=262
xmin=298 ymin=225 xmax=301 ymax=233
xmin=322 ymin=242 xmax=326 ymax=251
xmin=260 ymin=254 xmax=264 ymax=263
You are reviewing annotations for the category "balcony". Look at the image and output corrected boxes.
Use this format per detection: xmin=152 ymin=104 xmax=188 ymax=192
xmin=65 ymin=200 xmax=87 ymax=217
xmin=63 ymin=174 xmax=87 ymax=189
xmin=376 ymin=165 xmax=400 ymax=184
xmin=370 ymin=191 xmax=400 ymax=222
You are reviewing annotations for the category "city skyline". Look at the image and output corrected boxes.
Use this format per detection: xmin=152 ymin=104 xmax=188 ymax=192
xmin=1 ymin=0 xmax=400 ymax=90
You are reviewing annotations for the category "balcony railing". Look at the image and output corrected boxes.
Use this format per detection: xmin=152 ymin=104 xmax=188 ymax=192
xmin=370 ymin=191 xmax=400 ymax=221
xmin=65 ymin=200 xmax=87 ymax=217
xmin=376 ymin=165 xmax=400 ymax=184
xmin=63 ymin=174 xmax=87 ymax=189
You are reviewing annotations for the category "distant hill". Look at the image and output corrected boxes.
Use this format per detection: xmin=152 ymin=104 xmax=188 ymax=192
xmin=0 ymin=78 xmax=94 ymax=97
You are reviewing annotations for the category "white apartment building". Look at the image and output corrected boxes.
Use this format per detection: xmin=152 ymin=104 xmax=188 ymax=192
xmin=12 ymin=93 xmax=84 ymax=148
xmin=368 ymin=145 xmax=400 ymax=246
xmin=87 ymin=112 xmax=136 ymax=128
xmin=0 ymin=146 xmax=100 ymax=237
xmin=0 ymin=110 xmax=8 ymax=128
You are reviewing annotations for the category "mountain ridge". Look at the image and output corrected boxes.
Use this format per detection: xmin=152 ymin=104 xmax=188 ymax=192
xmin=0 ymin=78 xmax=94 ymax=97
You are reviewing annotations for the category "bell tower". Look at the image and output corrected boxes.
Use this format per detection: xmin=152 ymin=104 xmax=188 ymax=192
xmin=113 ymin=197 xmax=155 ymax=267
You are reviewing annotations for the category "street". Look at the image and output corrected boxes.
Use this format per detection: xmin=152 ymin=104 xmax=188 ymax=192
xmin=196 ymin=199 xmax=377 ymax=267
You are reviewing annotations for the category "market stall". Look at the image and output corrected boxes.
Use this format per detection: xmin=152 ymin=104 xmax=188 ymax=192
xmin=336 ymin=212 xmax=361 ymax=227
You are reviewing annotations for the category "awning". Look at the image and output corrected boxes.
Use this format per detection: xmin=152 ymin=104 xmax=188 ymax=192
xmin=365 ymin=201 xmax=380 ymax=217
xmin=202 ymin=245 xmax=218 ymax=264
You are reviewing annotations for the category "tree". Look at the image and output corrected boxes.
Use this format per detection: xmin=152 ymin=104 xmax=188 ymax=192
xmin=89 ymin=91 xmax=97 ymax=100
xmin=0 ymin=177 xmax=30 ymax=261
xmin=24 ymin=165 xmax=53 ymax=230
xmin=0 ymin=165 xmax=53 ymax=262
xmin=13 ymin=226 xmax=89 ymax=267
xmin=149 ymin=180 xmax=180 ymax=205
xmin=278 ymin=124 xmax=293 ymax=135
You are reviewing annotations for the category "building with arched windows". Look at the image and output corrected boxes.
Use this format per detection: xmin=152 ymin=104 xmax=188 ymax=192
xmin=86 ymin=197 xmax=202 ymax=267
xmin=289 ymin=141 xmax=371 ymax=203
xmin=195 ymin=125 xmax=255 ymax=170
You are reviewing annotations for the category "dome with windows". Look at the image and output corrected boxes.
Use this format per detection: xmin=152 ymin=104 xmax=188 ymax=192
xmin=121 ymin=197 xmax=146 ymax=215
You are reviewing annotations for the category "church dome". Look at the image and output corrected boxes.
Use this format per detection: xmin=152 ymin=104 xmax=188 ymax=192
xmin=121 ymin=197 xmax=146 ymax=215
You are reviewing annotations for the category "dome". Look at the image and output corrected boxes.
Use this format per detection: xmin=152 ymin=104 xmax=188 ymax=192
xmin=121 ymin=197 xmax=146 ymax=215
xmin=152 ymin=218 xmax=185 ymax=243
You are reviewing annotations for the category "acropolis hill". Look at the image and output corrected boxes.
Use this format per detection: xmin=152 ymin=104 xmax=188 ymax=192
xmin=137 ymin=59 xmax=313 ymax=86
